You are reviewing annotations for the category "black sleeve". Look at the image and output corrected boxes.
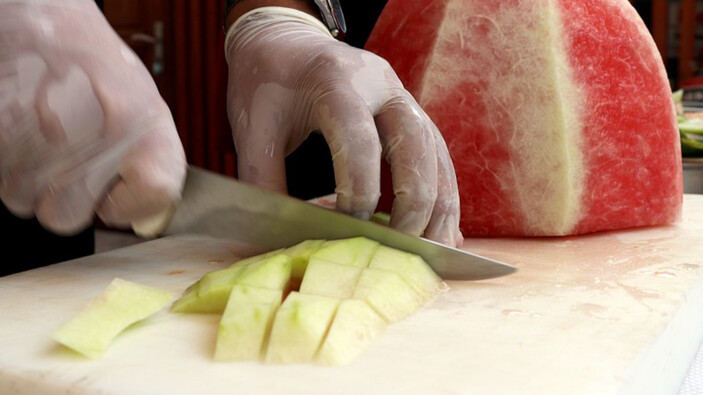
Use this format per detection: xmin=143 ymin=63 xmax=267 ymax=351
xmin=339 ymin=0 xmax=387 ymax=49
xmin=0 ymin=203 xmax=95 ymax=277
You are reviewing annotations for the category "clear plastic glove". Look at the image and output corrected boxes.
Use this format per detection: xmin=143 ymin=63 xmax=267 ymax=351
xmin=0 ymin=0 xmax=186 ymax=235
xmin=225 ymin=7 xmax=463 ymax=247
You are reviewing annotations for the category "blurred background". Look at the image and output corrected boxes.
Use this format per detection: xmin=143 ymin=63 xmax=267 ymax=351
xmin=633 ymin=0 xmax=703 ymax=89
xmin=103 ymin=1 xmax=235 ymax=177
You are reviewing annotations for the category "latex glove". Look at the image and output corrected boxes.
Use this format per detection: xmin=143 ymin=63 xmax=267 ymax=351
xmin=0 ymin=0 xmax=186 ymax=235
xmin=225 ymin=7 xmax=463 ymax=247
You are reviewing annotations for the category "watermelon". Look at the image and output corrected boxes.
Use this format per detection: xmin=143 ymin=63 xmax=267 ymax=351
xmin=366 ymin=0 xmax=683 ymax=236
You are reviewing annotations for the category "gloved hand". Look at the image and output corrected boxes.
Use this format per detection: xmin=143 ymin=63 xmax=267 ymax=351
xmin=225 ymin=7 xmax=463 ymax=247
xmin=0 ymin=0 xmax=186 ymax=235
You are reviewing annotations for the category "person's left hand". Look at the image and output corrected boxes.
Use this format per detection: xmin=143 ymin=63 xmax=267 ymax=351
xmin=224 ymin=7 xmax=463 ymax=247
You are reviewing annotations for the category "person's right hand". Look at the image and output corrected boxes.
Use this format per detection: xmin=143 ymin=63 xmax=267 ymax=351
xmin=0 ymin=0 xmax=186 ymax=235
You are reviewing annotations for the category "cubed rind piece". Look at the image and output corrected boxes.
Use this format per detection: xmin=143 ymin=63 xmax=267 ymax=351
xmin=282 ymin=239 xmax=326 ymax=281
xmin=353 ymin=268 xmax=426 ymax=323
xmin=310 ymin=237 xmax=380 ymax=268
xmin=265 ymin=292 xmax=340 ymax=364
xmin=315 ymin=299 xmax=387 ymax=366
xmin=237 ymin=254 xmax=292 ymax=290
xmin=214 ymin=285 xmax=282 ymax=361
xmin=171 ymin=253 xmax=291 ymax=314
xmin=368 ymin=245 xmax=440 ymax=300
xmin=169 ymin=237 xmax=441 ymax=366
xmin=52 ymin=278 xmax=173 ymax=359
xmin=170 ymin=265 xmax=247 ymax=314
xmin=170 ymin=254 xmax=263 ymax=313
xmin=299 ymin=258 xmax=363 ymax=299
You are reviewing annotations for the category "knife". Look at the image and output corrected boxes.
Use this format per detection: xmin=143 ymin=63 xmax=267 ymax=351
xmin=132 ymin=166 xmax=517 ymax=281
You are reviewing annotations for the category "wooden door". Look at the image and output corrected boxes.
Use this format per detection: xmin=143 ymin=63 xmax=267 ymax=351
xmin=102 ymin=1 xmax=236 ymax=178
xmin=103 ymin=0 xmax=176 ymax=115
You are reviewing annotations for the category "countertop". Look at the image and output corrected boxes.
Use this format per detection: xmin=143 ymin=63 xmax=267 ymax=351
xmin=0 ymin=195 xmax=702 ymax=394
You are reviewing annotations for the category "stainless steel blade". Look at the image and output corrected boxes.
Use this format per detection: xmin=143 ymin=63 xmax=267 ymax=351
xmin=162 ymin=166 xmax=517 ymax=281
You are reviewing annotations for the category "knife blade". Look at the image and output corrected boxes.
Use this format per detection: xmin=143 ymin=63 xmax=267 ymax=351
xmin=133 ymin=166 xmax=517 ymax=281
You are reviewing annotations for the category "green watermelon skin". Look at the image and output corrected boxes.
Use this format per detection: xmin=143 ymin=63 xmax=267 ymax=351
xmin=367 ymin=0 xmax=683 ymax=236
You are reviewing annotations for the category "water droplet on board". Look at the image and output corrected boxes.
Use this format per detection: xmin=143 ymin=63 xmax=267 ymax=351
xmin=502 ymin=309 xmax=524 ymax=317
xmin=573 ymin=303 xmax=607 ymax=318
xmin=436 ymin=282 xmax=451 ymax=293
xmin=654 ymin=270 xmax=676 ymax=279
xmin=606 ymin=256 xmax=631 ymax=265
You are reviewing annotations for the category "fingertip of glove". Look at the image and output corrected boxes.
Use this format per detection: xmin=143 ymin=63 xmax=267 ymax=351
xmin=334 ymin=192 xmax=379 ymax=222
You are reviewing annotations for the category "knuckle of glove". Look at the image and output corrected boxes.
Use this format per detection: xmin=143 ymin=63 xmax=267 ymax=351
xmin=396 ymin=182 xmax=439 ymax=217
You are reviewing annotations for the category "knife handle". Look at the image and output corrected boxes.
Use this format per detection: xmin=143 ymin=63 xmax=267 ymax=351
xmin=131 ymin=206 xmax=175 ymax=238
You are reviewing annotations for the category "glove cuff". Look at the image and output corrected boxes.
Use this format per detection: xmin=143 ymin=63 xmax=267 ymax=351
xmin=224 ymin=6 xmax=333 ymax=63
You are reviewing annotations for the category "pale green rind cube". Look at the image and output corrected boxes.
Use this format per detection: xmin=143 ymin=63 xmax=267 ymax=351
xmin=214 ymin=285 xmax=282 ymax=362
xmin=227 ymin=284 xmax=284 ymax=305
xmin=170 ymin=256 xmax=261 ymax=313
xmin=265 ymin=292 xmax=340 ymax=364
xmin=368 ymin=245 xmax=440 ymax=300
xmin=168 ymin=290 xmax=201 ymax=313
xmin=299 ymin=258 xmax=362 ymax=299
xmin=370 ymin=212 xmax=391 ymax=226
xmin=171 ymin=251 xmax=291 ymax=314
xmin=315 ymin=299 xmax=386 ymax=366
xmin=170 ymin=264 xmax=248 ymax=314
xmin=353 ymin=268 xmax=425 ymax=323
xmin=310 ymin=237 xmax=380 ymax=268
xmin=52 ymin=278 xmax=173 ymax=359
xmin=282 ymin=239 xmax=326 ymax=280
xmin=198 ymin=265 xmax=248 ymax=294
xmin=184 ymin=246 xmax=284 ymax=296
xmin=195 ymin=265 xmax=248 ymax=312
xmin=238 ymin=248 xmax=285 ymax=264
xmin=237 ymin=254 xmax=292 ymax=290
xmin=219 ymin=248 xmax=284 ymax=271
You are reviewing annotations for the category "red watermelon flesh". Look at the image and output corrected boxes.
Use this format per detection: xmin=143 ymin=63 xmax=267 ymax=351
xmin=367 ymin=0 xmax=683 ymax=236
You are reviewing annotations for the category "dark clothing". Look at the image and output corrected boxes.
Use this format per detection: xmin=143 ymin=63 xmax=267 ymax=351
xmin=338 ymin=0 xmax=387 ymax=49
xmin=0 ymin=203 xmax=95 ymax=277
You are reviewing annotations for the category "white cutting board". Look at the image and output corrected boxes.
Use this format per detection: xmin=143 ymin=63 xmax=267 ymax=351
xmin=2 ymin=195 xmax=703 ymax=395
